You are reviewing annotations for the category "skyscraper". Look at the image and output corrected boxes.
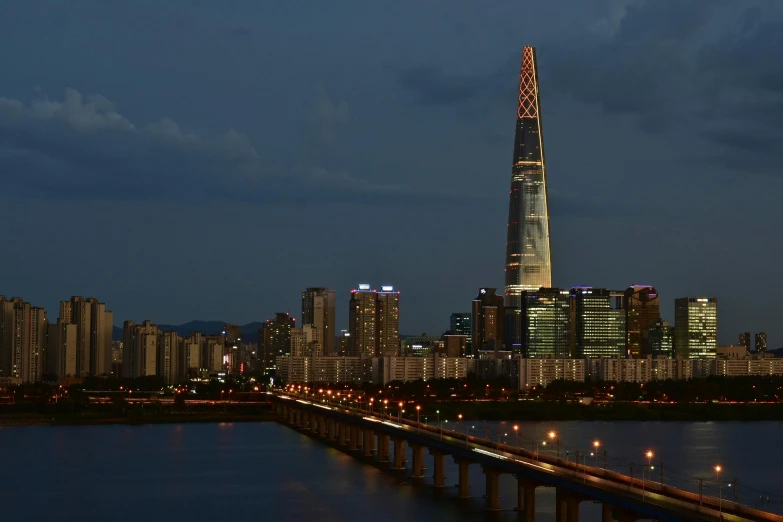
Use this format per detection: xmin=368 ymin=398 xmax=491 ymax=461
xmin=302 ymin=288 xmax=336 ymax=355
xmin=624 ymin=285 xmax=660 ymax=358
xmin=647 ymin=319 xmax=674 ymax=358
xmin=376 ymin=286 xmax=400 ymax=356
xmin=674 ymin=298 xmax=717 ymax=359
xmin=450 ymin=312 xmax=472 ymax=354
xmin=521 ymin=288 xmax=571 ymax=357
xmin=122 ymin=320 xmax=160 ymax=378
xmin=571 ymin=287 xmax=626 ymax=358
xmin=349 ymin=284 xmax=377 ymax=356
xmin=504 ymin=46 xmax=553 ymax=345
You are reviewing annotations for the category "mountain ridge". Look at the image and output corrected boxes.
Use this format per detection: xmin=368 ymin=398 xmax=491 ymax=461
xmin=112 ymin=321 xmax=265 ymax=343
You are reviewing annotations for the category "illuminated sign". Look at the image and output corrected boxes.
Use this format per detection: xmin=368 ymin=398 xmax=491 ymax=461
xmin=480 ymin=288 xmax=487 ymax=294
xmin=381 ymin=285 xmax=394 ymax=292
xmin=358 ymin=284 xmax=371 ymax=290
xmin=697 ymin=298 xmax=709 ymax=303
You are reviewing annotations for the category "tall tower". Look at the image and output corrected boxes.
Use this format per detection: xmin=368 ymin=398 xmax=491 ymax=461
xmin=376 ymin=286 xmax=400 ymax=356
xmin=505 ymin=46 xmax=553 ymax=302
xmin=624 ymin=285 xmax=660 ymax=358
xmin=505 ymin=46 xmax=553 ymax=349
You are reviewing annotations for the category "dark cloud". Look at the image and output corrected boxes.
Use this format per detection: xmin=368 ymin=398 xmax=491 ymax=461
xmin=397 ymin=66 xmax=482 ymax=106
xmin=0 ymin=88 xmax=469 ymax=204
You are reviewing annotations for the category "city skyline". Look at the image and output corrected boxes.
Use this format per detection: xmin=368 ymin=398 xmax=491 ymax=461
xmin=0 ymin=2 xmax=781 ymax=344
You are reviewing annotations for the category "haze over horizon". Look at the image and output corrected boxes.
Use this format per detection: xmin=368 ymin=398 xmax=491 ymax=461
xmin=1 ymin=1 xmax=781 ymax=345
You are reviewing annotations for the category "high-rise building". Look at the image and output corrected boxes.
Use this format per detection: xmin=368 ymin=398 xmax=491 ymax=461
xmin=521 ymin=288 xmax=570 ymax=357
xmin=48 ymin=319 xmax=77 ymax=380
xmin=58 ymin=297 xmax=113 ymax=377
xmin=674 ymin=298 xmax=718 ymax=359
xmin=0 ymin=297 xmax=47 ymax=382
xmin=376 ymin=285 xmax=400 ymax=356
xmin=755 ymin=332 xmax=767 ymax=353
xmin=504 ymin=46 xmax=553 ymax=347
xmin=739 ymin=332 xmax=751 ymax=351
xmin=290 ymin=325 xmax=320 ymax=357
xmin=181 ymin=332 xmax=203 ymax=378
xmin=302 ymin=288 xmax=336 ymax=355
xmin=157 ymin=331 xmax=180 ymax=385
xmin=450 ymin=313 xmax=472 ymax=354
xmin=261 ymin=312 xmax=296 ymax=374
xmin=472 ymin=288 xmax=505 ymax=352
xmin=349 ymin=284 xmax=377 ymax=356
xmin=624 ymin=285 xmax=660 ymax=358
xmin=647 ymin=319 xmax=674 ymax=358
xmin=571 ymin=287 xmax=626 ymax=358
xmin=122 ymin=320 xmax=160 ymax=378
xmin=0 ymin=297 xmax=48 ymax=382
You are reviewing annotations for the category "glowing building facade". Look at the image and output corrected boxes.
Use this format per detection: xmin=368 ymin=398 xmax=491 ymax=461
xmin=674 ymin=297 xmax=718 ymax=359
xmin=504 ymin=46 xmax=553 ymax=349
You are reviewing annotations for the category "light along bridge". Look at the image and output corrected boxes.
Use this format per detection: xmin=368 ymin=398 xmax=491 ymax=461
xmin=271 ymin=391 xmax=782 ymax=522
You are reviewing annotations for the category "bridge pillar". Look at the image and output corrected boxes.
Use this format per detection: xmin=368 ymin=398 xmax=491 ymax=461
xmin=339 ymin=422 xmax=348 ymax=445
xmin=454 ymin=458 xmax=472 ymax=499
xmin=601 ymin=503 xmax=613 ymax=522
xmin=555 ymin=488 xmax=581 ymax=522
xmin=363 ymin=429 xmax=374 ymax=457
xmin=515 ymin=477 xmax=538 ymax=522
xmin=410 ymin=444 xmax=425 ymax=478
xmin=318 ymin=416 xmax=326 ymax=438
xmin=348 ymin=426 xmax=359 ymax=451
xmin=611 ymin=507 xmax=639 ymax=522
xmin=377 ymin=434 xmax=390 ymax=462
xmin=331 ymin=420 xmax=339 ymax=441
xmin=482 ymin=466 xmax=502 ymax=512
xmin=429 ymin=450 xmax=446 ymax=487
xmin=392 ymin=438 xmax=406 ymax=470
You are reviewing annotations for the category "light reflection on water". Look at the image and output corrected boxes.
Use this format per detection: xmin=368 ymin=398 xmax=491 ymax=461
xmin=0 ymin=421 xmax=780 ymax=522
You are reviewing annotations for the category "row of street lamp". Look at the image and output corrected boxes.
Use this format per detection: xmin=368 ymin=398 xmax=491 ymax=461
xmin=284 ymin=386 xmax=728 ymax=513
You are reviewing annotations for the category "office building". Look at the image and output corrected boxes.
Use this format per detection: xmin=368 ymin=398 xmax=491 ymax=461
xmin=122 ymin=320 xmax=160 ymax=378
xmin=571 ymin=287 xmax=626 ymax=358
xmin=624 ymin=285 xmax=660 ymax=357
xmin=376 ymin=285 xmax=400 ymax=356
xmin=521 ymin=288 xmax=570 ymax=357
xmin=755 ymin=332 xmax=768 ymax=353
xmin=674 ymin=297 xmax=718 ymax=359
xmin=472 ymin=288 xmax=504 ymax=352
xmin=58 ymin=297 xmax=113 ymax=377
xmin=739 ymin=332 xmax=751 ymax=351
xmin=443 ymin=335 xmax=468 ymax=357
xmin=260 ymin=312 xmax=295 ymax=374
xmin=647 ymin=319 xmax=674 ymax=358
xmin=449 ymin=312 xmax=472 ymax=354
xmin=504 ymin=46 xmax=553 ymax=348
xmin=349 ymin=284 xmax=377 ymax=356
xmin=302 ymin=288 xmax=336 ymax=355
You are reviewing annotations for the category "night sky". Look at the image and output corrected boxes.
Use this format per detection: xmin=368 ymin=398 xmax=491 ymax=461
xmin=1 ymin=1 xmax=781 ymax=346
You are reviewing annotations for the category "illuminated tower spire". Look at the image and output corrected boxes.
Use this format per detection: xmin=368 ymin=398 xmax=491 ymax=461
xmin=504 ymin=46 xmax=553 ymax=350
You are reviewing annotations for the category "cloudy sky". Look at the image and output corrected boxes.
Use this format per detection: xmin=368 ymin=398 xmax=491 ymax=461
xmin=1 ymin=1 xmax=781 ymax=345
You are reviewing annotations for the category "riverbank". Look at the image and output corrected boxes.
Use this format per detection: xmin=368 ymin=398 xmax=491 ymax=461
xmin=0 ymin=410 xmax=278 ymax=426
xmin=428 ymin=400 xmax=783 ymax=421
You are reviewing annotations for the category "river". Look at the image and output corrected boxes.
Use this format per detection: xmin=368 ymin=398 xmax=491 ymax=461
xmin=0 ymin=421 xmax=780 ymax=521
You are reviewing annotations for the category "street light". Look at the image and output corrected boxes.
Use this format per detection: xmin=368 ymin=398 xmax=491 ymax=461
xmin=715 ymin=465 xmax=723 ymax=516
xmin=513 ymin=425 xmax=519 ymax=450
xmin=548 ymin=430 xmax=560 ymax=459
xmin=416 ymin=405 xmax=421 ymax=432
xmin=383 ymin=399 xmax=388 ymax=419
xmin=643 ymin=450 xmax=654 ymax=501
xmin=436 ymin=410 xmax=442 ymax=439
xmin=593 ymin=440 xmax=601 ymax=467
xmin=458 ymin=414 xmax=467 ymax=446
xmin=398 ymin=401 xmax=404 ymax=422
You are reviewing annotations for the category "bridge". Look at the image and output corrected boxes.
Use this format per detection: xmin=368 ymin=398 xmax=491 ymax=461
xmin=271 ymin=391 xmax=782 ymax=522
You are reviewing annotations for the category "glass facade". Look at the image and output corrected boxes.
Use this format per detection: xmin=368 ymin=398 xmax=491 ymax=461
xmin=572 ymin=287 xmax=626 ymax=358
xmin=505 ymin=46 xmax=552 ymax=312
xmin=522 ymin=288 xmax=570 ymax=357
xmin=647 ymin=318 xmax=674 ymax=358
xmin=674 ymin=297 xmax=717 ymax=359
xmin=624 ymin=285 xmax=660 ymax=358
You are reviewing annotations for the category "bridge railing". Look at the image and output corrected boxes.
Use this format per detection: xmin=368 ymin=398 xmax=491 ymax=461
xmin=276 ymin=391 xmax=783 ymax=522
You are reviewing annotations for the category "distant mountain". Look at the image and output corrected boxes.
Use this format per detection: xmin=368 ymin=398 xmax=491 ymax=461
xmin=767 ymin=347 xmax=783 ymax=357
xmin=112 ymin=321 xmax=265 ymax=343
